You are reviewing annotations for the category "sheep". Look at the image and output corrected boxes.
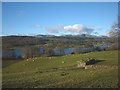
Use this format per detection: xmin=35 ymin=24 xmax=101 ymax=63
xmin=35 ymin=57 xmax=37 ymax=59
xmin=49 ymin=57 xmax=52 ymax=59
xmin=62 ymin=61 xmax=65 ymax=64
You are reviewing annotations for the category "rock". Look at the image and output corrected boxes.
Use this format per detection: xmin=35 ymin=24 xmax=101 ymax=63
xmin=77 ymin=60 xmax=86 ymax=68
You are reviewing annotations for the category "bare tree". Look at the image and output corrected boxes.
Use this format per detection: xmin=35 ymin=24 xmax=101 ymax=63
xmin=108 ymin=22 xmax=120 ymax=37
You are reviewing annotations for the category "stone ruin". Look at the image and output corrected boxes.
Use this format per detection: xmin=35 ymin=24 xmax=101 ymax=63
xmin=86 ymin=58 xmax=96 ymax=65
xmin=77 ymin=61 xmax=86 ymax=68
xmin=77 ymin=58 xmax=96 ymax=68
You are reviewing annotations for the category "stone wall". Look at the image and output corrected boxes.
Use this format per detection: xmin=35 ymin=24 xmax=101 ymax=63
xmin=77 ymin=58 xmax=96 ymax=68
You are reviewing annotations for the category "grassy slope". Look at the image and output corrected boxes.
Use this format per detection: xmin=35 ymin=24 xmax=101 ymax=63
xmin=2 ymin=50 xmax=118 ymax=88
xmin=2 ymin=60 xmax=22 ymax=68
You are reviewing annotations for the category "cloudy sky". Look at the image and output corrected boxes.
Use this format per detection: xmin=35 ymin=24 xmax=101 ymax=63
xmin=2 ymin=2 xmax=118 ymax=36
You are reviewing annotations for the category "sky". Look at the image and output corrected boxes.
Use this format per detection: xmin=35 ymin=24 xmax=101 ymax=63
xmin=2 ymin=2 xmax=118 ymax=36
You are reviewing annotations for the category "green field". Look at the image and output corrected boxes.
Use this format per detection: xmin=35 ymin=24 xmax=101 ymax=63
xmin=2 ymin=50 xmax=118 ymax=88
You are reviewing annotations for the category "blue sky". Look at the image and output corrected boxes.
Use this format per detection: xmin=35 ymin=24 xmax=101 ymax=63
xmin=2 ymin=2 xmax=118 ymax=36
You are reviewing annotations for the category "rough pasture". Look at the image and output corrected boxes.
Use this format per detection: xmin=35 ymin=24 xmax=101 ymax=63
xmin=2 ymin=50 xmax=118 ymax=88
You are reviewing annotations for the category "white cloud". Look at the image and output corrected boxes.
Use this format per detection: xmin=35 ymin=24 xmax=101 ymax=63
xmin=44 ymin=24 xmax=64 ymax=34
xmin=34 ymin=25 xmax=41 ymax=28
xmin=104 ymin=31 xmax=111 ymax=37
xmin=96 ymin=27 xmax=103 ymax=30
xmin=64 ymin=24 xmax=94 ymax=34
xmin=88 ymin=25 xmax=95 ymax=29
xmin=17 ymin=10 xmax=24 ymax=17
xmin=44 ymin=24 xmax=103 ymax=35
xmin=29 ymin=24 xmax=41 ymax=28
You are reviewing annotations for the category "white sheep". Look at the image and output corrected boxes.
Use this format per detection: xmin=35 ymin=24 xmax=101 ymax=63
xmin=62 ymin=61 xmax=64 ymax=64
xmin=49 ymin=57 xmax=52 ymax=59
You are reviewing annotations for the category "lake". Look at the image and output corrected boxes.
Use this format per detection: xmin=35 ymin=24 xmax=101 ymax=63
xmin=1 ymin=44 xmax=112 ymax=59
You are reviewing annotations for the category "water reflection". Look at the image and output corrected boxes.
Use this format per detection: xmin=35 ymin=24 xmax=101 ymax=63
xmin=1 ymin=44 xmax=117 ymax=59
xmin=94 ymin=45 xmax=111 ymax=48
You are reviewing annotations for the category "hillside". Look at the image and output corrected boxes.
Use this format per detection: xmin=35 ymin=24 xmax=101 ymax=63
xmin=2 ymin=35 xmax=113 ymax=50
xmin=2 ymin=50 xmax=118 ymax=88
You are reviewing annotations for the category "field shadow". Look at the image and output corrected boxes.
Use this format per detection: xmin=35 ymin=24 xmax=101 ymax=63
xmin=95 ymin=60 xmax=105 ymax=64
xmin=87 ymin=60 xmax=105 ymax=65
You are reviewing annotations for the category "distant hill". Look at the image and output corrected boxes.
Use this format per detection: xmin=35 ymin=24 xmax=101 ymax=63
xmin=1 ymin=34 xmax=108 ymax=38
xmin=61 ymin=34 xmax=108 ymax=38
xmin=35 ymin=34 xmax=55 ymax=37
xmin=2 ymin=34 xmax=111 ymax=50
xmin=2 ymin=36 xmax=49 ymax=49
